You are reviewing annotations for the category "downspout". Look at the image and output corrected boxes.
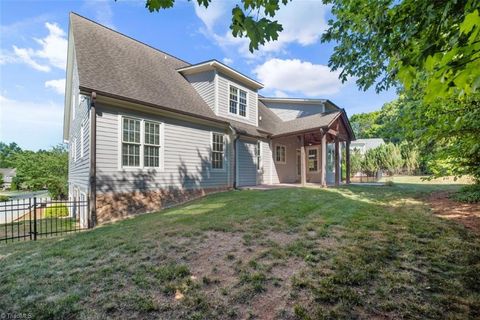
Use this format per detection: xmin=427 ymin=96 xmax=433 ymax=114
xmin=229 ymin=125 xmax=239 ymax=189
xmin=88 ymin=91 xmax=97 ymax=227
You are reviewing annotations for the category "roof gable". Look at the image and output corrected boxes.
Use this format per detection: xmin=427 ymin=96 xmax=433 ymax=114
xmin=69 ymin=13 xmax=219 ymax=122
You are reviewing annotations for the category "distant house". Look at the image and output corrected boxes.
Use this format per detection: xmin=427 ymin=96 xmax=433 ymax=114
xmin=64 ymin=13 xmax=356 ymax=224
xmin=350 ymin=138 xmax=385 ymax=154
xmin=0 ymin=168 xmax=16 ymax=190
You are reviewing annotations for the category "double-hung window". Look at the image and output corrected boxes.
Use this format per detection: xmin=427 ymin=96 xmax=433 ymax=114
xmin=239 ymin=90 xmax=247 ymax=117
xmin=256 ymin=141 xmax=261 ymax=170
xmin=275 ymin=144 xmax=286 ymax=164
xmin=144 ymin=121 xmax=160 ymax=167
xmin=122 ymin=117 xmax=141 ymax=167
xmin=121 ymin=117 xmax=162 ymax=168
xmin=308 ymin=148 xmax=318 ymax=172
xmin=211 ymin=133 xmax=224 ymax=169
xmin=229 ymin=85 xmax=247 ymax=117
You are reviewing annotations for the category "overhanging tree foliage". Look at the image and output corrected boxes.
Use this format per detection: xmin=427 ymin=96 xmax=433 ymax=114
xmin=141 ymin=0 xmax=292 ymax=52
xmin=322 ymin=0 xmax=480 ymax=101
xmin=400 ymin=92 xmax=480 ymax=181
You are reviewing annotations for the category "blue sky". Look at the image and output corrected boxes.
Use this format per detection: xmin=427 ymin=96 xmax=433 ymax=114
xmin=0 ymin=0 xmax=396 ymax=150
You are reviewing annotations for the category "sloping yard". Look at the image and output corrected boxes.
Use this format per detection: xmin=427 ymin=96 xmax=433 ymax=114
xmin=1 ymin=178 xmax=479 ymax=319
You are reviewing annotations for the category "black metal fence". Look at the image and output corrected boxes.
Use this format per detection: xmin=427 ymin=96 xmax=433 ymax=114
xmin=0 ymin=197 xmax=90 ymax=243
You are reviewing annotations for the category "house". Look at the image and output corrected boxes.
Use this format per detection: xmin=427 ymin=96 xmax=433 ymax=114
xmin=64 ymin=13 xmax=355 ymax=225
xmin=349 ymin=138 xmax=385 ymax=154
xmin=0 ymin=168 xmax=16 ymax=190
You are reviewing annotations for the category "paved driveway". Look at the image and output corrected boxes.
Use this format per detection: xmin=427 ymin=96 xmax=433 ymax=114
xmin=0 ymin=191 xmax=48 ymax=224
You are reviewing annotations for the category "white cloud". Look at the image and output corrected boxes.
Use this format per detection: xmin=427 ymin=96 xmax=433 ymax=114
xmin=45 ymin=78 xmax=66 ymax=95
xmin=12 ymin=22 xmax=67 ymax=72
xmin=274 ymin=90 xmax=288 ymax=98
xmin=84 ymin=0 xmax=115 ymax=29
xmin=34 ymin=22 xmax=68 ymax=69
xmin=222 ymin=57 xmax=234 ymax=65
xmin=254 ymin=58 xmax=344 ymax=97
xmin=13 ymin=46 xmax=50 ymax=72
xmin=194 ymin=1 xmax=330 ymax=57
xmin=193 ymin=1 xmax=228 ymax=32
xmin=0 ymin=95 xmax=63 ymax=150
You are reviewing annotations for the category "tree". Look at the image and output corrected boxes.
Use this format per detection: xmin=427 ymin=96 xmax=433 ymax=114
xmin=0 ymin=142 xmax=21 ymax=168
xmin=361 ymin=148 xmax=379 ymax=177
xmin=13 ymin=144 xmax=69 ymax=198
xmin=399 ymin=141 xmax=419 ymax=174
xmin=376 ymin=143 xmax=403 ymax=176
xmin=349 ymin=112 xmax=380 ymax=139
xmin=350 ymin=148 xmax=362 ymax=177
xmin=349 ymin=99 xmax=407 ymax=142
xmin=142 ymin=0 xmax=292 ymax=52
xmin=400 ymin=92 xmax=480 ymax=182
xmin=322 ymin=0 xmax=480 ymax=101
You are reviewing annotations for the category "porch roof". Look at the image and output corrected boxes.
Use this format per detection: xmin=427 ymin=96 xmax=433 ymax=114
xmin=271 ymin=110 xmax=355 ymax=140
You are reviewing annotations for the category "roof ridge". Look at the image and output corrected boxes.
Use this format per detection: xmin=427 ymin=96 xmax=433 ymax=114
xmin=69 ymin=12 xmax=191 ymax=66
xmin=281 ymin=110 xmax=340 ymax=124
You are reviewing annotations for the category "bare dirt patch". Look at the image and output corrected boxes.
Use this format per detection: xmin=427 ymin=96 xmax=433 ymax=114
xmin=428 ymin=191 xmax=480 ymax=234
xmin=181 ymin=230 xmax=310 ymax=319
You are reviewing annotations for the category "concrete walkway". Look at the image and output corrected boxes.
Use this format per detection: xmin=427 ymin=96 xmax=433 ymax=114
xmin=239 ymin=183 xmax=327 ymax=190
xmin=239 ymin=182 xmax=384 ymax=190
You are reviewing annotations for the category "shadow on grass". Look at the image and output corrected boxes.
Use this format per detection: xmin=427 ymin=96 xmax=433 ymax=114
xmin=0 ymin=183 xmax=479 ymax=319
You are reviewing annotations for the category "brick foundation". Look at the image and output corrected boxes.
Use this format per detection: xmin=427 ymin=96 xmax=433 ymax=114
xmin=95 ymin=187 xmax=230 ymax=224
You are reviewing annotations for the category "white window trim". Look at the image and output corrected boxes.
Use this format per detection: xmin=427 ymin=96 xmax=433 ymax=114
xmin=73 ymin=138 xmax=78 ymax=162
xmin=275 ymin=143 xmax=287 ymax=164
xmin=256 ymin=140 xmax=262 ymax=172
xmin=306 ymin=146 xmax=320 ymax=173
xmin=118 ymin=115 xmax=164 ymax=171
xmin=143 ymin=120 xmax=163 ymax=169
xmin=228 ymin=83 xmax=249 ymax=119
xmin=211 ymin=132 xmax=226 ymax=171
xmin=80 ymin=124 xmax=85 ymax=158
xmin=71 ymin=93 xmax=76 ymax=120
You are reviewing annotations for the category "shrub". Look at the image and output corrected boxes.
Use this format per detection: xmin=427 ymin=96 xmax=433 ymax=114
xmin=385 ymin=180 xmax=395 ymax=187
xmin=451 ymin=184 xmax=480 ymax=203
xmin=44 ymin=204 xmax=69 ymax=217
xmin=0 ymin=195 xmax=10 ymax=202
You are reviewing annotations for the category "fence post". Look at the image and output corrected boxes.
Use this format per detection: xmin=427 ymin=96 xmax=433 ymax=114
xmin=33 ymin=197 xmax=37 ymax=241
xmin=29 ymin=198 xmax=32 ymax=240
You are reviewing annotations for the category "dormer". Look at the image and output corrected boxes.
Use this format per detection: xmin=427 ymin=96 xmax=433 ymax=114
xmin=178 ymin=60 xmax=264 ymax=127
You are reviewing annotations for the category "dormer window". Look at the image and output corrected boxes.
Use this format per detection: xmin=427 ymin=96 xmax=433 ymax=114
xmin=229 ymin=85 xmax=247 ymax=117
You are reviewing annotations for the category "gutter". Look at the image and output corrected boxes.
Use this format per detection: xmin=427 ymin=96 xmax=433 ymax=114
xmin=79 ymin=86 xmax=231 ymax=127
xmin=88 ymin=91 xmax=97 ymax=227
xmin=229 ymin=125 xmax=239 ymax=190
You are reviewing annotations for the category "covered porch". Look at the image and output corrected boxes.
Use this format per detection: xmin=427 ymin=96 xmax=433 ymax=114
xmin=269 ymin=110 xmax=354 ymax=187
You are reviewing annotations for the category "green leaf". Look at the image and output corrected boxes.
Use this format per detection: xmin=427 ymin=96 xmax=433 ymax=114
xmin=460 ymin=9 xmax=480 ymax=35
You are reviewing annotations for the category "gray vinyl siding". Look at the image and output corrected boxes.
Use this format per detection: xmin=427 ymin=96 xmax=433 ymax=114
xmin=68 ymin=50 xmax=90 ymax=196
xmin=271 ymin=136 xmax=300 ymax=183
xmin=263 ymin=102 xmax=325 ymax=121
xmin=184 ymin=71 xmax=216 ymax=112
xmin=237 ymin=139 xmax=257 ymax=186
xmin=217 ymin=72 xmax=258 ymax=127
xmin=260 ymin=140 xmax=276 ymax=184
xmin=95 ymin=104 xmax=231 ymax=193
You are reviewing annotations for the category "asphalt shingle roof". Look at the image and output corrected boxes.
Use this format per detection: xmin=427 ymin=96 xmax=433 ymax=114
xmin=71 ymin=13 xmax=223 ymax=123
xmin=70 ymin=13 xmax=353 ymax=139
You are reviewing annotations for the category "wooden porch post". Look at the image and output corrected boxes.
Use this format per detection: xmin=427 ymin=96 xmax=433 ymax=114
xmin=300 ymin=135 xmax=306 ymax=186
xmin=346 ymin=140 xmax=351 ymax=184
xmin=320 ymin=131 xmax=327 ymax=187
xmin=334 ymin=137 xmax=340 ymax=186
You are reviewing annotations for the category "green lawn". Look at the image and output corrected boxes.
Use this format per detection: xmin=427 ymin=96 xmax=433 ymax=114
xmin=1 ymin=178 xmax=479 ymax=319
